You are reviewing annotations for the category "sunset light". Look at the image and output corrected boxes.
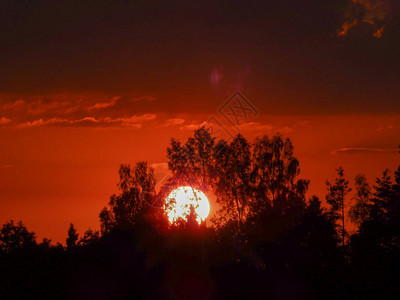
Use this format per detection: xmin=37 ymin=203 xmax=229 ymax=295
xmin=1 ymin=1 xmax=399 ymax=298
xmin=165 ymin=186 xmax=210 ymax=224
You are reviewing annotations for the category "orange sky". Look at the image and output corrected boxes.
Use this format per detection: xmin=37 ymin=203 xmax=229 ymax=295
xmin=1 ymin=0 xmax=400 ymax=243
xmin=1 ymin=109 xmax=399 ymax=243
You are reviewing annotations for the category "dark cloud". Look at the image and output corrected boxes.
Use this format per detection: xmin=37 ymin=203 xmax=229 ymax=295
xmin=338 ymin=0 xmax=393 ymax=38
xmin=0 ymin=1 xmax=399 ymax=114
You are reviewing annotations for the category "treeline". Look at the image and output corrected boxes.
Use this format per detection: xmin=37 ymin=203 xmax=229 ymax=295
xmin=0 ymin=128 xmax=399 ymax=299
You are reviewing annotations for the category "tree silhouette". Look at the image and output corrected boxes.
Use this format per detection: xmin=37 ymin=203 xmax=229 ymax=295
xmin=99 ymin=161 xmax=157 ymax=233
xmin=251 ymin=135 xmax=308 ymax=216
xmin=167 ymin=127 xmax=215 ymax=191
xmin=366 ymin=168 xmax=400 ymax=235
xmin=326 ymin=167 xmax=351 ymax=247
xmin=213 ymin=134 xmax=252 ymax=233
xmin=349 ymin=174 xmax=372 ymax=226
xmin=391 ymin=165 xmax=400 ymax=222
xmin=0 ymin=220 xmax=36 ymax=253
xmin=213 ymin=133 xmax=309 ymax=238
xmin=66 ymin=223 xmax=78 ymax=250
xmin=348 ymin=166 xmax=400 ymax=298
xmin=371 ymin=169 xmax=392 ymax=220
xmin=165 ymin=129 xmax=310 ymax=240
xmin=78 ymin=228 xmax=100 ymax=246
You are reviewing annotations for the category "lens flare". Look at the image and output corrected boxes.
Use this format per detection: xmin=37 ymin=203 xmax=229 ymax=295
xmin=165 ymin=186 xmax=210 ymax=224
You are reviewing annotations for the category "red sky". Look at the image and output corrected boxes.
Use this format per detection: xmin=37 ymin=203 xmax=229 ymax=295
xmin=1 ymin=0 xmax=400 ymax=243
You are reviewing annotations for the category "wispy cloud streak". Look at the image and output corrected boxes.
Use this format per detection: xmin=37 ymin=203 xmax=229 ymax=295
xmin=331 ymin=147 xmax=398 ymax=154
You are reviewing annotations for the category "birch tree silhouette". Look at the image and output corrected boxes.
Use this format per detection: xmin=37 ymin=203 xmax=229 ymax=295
xmin=99 ymin=161 xmax=157 ymax=233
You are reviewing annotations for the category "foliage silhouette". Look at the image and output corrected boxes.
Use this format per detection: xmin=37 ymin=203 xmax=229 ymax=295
xmin=99 ymin=161 xmax=165 ymax=234
xmin=0 ymin=131 xmax=399 ymax=299
xmin=348 ymin=174 xmax=372 ymax=226
xmin=0 ymin=220 xmax=36 ymax=253
xmin=66 ymin=223 xmax=79 ymax=250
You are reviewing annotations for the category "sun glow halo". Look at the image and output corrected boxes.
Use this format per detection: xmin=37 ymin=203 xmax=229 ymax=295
xmin=165 ymin=186 xmax=210 ymax=224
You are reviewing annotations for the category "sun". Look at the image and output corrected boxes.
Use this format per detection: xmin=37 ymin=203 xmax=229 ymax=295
xmin=165 ymin=186 xmax=210 ymax=224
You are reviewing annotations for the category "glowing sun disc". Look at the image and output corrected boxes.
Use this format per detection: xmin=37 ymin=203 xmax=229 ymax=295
xmin=165 ymin=186 xmax=210 ymax=224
